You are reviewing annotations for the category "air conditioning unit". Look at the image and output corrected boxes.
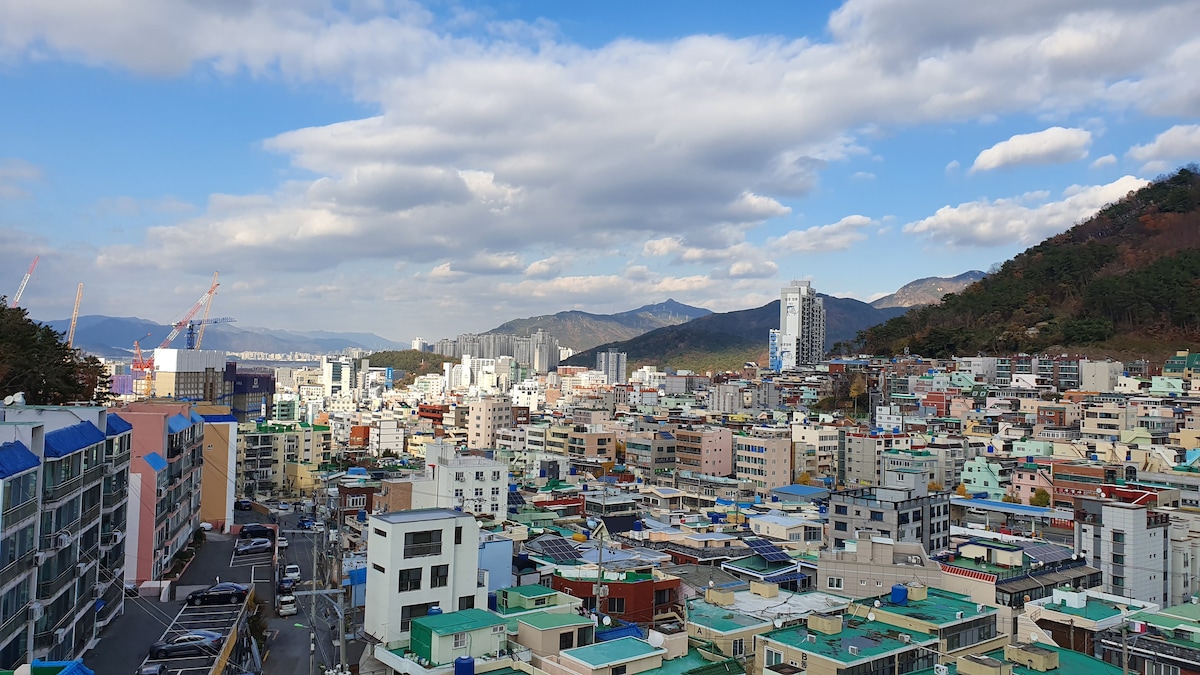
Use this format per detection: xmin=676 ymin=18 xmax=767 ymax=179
xmin=55 ymin=532 xmax=72 ymax=549
xmin=848 ymin=645 xmax=860 ymax=656
xmin=111 ymin=530 xmax=124 ymax=545
xmin=157 ymin=488 xmax=165 ymax=499
xmin=30 ymin=602 xmax=44 ymax=621
xmin=53 ymin=628 xmax=67 ymax=642
xmin=33 ymin=551 xmax=52 ymax=566
xmin=103 ymin=464 xmax=115 ymax=475
xmin=76 ymin=562 xmax=89 ymax=576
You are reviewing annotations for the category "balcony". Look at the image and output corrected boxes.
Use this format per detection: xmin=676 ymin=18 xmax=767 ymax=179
xmin=43 ymin=475 xmax=84 ymax=504
xmin=82 ymin=464 xmax=105 ymax=487
xmin=81 ymin=502 xmax=101 ymax=526
xmin=2 ymin=499 xmax=38 ymax=530
xmin=402 ymin=543 xmax=443 ymax=558
xmin=106 ymin=450 xmax=130 ymax=467
xmin=37 ymin=564 xmax=77 ymax=598
xmin=102 ymin=487 xmax=128 ymax=510
xmin=0 ymin=605 xmax=28 ymax=644
xmin=0 ymin=551 xmax=33 ymax=590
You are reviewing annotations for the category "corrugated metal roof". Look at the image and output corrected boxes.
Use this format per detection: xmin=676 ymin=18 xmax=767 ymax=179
xmin=142 ymin=452 xmax=168 ymax=473
xmin=201 ymin=414 xmax=237 ymax=423
xmin=105 ymin=414 xmax=132 ymax=437
xmin=189 ymin=410 xmax=204 ymax=425
xmin=0 ymin=441 xmax=39 ymax=479
xmin=167 ymin=414 xmax=191 ymax=434
xmin=44 ymin=422 xmax=105 ymax=459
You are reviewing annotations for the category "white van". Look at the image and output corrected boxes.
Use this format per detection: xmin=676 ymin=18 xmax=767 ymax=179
xmin=277 ymin=595 xmax=298 ymax=617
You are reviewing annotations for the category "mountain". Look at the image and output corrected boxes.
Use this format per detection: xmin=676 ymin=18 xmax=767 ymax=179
xmin=563 ymin=296 xmax=908 ymax=372
xmin=861 ymin=167 xmax=1200 ymax=358
xmin=870 ymin=271 xmax=987 ymax=308
xmin=487 ymin=299 xmax=711 ymax=351
xmin=43 ymin=315 xmax=405 ymax=359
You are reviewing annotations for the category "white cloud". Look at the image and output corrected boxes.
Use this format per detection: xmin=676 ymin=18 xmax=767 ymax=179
xmin=0 ymin=158 xmax=40 ymax=199
xmin=771 ymin=215 xmax=876 ymax=252
xmin=945 ymin=160 xmax=961 ymax=173
xmin=970 ymin=127 xmax=1092 ymax=173
xmin=902 ymin=175 xmax=1148 ymax=247
xmin=1127 ymin=124 xmax=1200 ymax=173
xmin=1089 ymin=154 xmax=1117 ymax=169
xmin=852 ymin=171 xmax=876 ymax=180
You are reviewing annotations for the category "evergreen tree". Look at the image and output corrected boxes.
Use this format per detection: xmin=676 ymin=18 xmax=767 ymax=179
xmin=0 ymin=301 xmax=108 ymax=404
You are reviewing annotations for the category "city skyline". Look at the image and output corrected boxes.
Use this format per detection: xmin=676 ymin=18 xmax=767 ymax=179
xmin=2 ymin=1 xmax=1197 ymax=342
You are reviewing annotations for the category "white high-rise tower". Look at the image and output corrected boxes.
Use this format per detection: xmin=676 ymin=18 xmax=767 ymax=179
xmin=769 ymin=280 xmax=826 ymax=371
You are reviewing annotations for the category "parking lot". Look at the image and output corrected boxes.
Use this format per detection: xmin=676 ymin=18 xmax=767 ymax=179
xmin=229 ymin=546 xmax=276 ymax=569
xmin=138 ymin=601 xmax=248 ymax=675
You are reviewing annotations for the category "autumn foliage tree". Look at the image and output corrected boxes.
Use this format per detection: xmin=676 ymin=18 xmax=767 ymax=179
xmin=0 ymin=300 xmax=109 ymax=405
xmin=1030 ymin=488 xmax=1052 ymax=507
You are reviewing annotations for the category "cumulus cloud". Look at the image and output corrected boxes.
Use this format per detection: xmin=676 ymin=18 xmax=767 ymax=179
xmin=902 ymin=175 xmax=1148 ymax=247
xmin=1127 ymin=124 xmax=1200 ymax=173
xmin=1089 ymin=154 xmax=1117 ymax=169
xmin=970 ymin=127 xmax=1092 ymax=173
xmin=771 ymin=215 xmax=876 ymax=252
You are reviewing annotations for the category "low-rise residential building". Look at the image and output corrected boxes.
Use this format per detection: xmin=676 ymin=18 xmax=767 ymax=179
xmin=674 ymin=426 xmax=734 ymax=477
xmin=828 ymin=479 xmax=950 ymax=554
xmin=756 ymin=613 xmax=939 ymax=675
xmin=817 ymin=538 xmax=942 ymax=599
xmin=736 ymin=427 xmax=794 ymax=497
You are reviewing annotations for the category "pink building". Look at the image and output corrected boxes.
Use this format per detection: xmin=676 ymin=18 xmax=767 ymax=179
xmin=673 ymin=425 xmax=733 ymax=476
xmin=1008 ymin=460 xmax=1056 ymax=505
xmin=113 ymin=401 xmax=205 ymax=582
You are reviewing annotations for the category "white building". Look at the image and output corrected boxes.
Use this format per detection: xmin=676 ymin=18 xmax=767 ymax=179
xmin=416 ymin=443 xmax=508 ymax=518
xmin=1076 ymin=497 xmax=1171 ymax=604
xmin=596 ymin=349 xmax=628 ymax=385
xmin=363 ymin=509 xmax=489 ymax=643
xmin=152 ymin=348 xmax=227 ymax=400
xmin=769 ymin=280 xmax=826 ymax=371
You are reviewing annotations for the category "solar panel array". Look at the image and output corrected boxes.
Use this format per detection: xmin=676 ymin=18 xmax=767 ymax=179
xmin=508 ymin=492 xmax=527 ymax=506
xmin=535 ymin=537 xmax=581 ymax=563
xmin=1022 ymin=542 xmax=1073 ymax=564
xmin=745 ymin=537 xmax=791 ymax=562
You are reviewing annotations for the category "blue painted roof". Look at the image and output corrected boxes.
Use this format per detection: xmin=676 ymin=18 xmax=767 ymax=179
xmin=166 ymin=414 xmax=191 ymax=434
xmin=0 ymin=441 xmax=39 ymax=479
xmin=764 ymin=571 xmax=807 ymax=584
xmin=31 ymin=659 xmax=96 ymax=675
xmin=950 ymin=497 xmax=1055 ymax=516
xmin=44 ymin=422 xmax=105 ymax=459
xmin=201 ymin=413 xmax=237 ymax=423
xmin=142 ymin=452 xmax=168 ymax=473
xmin=105 ymin=413 xmax=132 ymax=437
xmin=772 ymin=484 xmax=828 ymax=496
xmin=189 ymin=410 xmax=204 ymax=425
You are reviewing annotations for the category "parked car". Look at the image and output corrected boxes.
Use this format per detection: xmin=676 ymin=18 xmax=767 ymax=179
xmin=283 ymin=564 xmax=302 ymax=581
xmin=276 ymin=536 xmax=289 ymax=550
xmin=235 ymin=538 xmax=273 ymax=556
xmin=198 ymin=522 xmax=214 ymax=532
xmin=149 ymin=630 xmax=224 ymax=659
xmin=186 ymin=582 xmax=249 ymax=606
xmin=234 ymin=499 xmax=254 ymax=511
xmin=137 ymin=665 xmax=167 ymax=675
xmin=298 ymin=517 xmax=315 ymax=530
xmin=124 ymin=581 xmax=140 ymax=597
xmin=276 ymin=594 xmax=298 ymax=617
xmin=277 ymin=577 xmax=297 ymax=595
xmin=311 ymin=521 xmax=325 ymax=533
xmin=239 ymin=524 xmax=275 ymax=540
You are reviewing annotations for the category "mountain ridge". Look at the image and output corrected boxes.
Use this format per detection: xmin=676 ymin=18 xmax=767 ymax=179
xmin=486 ymin=298 xmax=711 ymax=351
xmin=870 ymin=271 xmax=987 ymax=308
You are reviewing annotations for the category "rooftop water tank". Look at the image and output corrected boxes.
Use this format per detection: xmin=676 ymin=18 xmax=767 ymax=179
xmin=454 ymin=656 xmax=475 ymax=675
xmin=428 ymin=606 xmax=443 ymax=616
xmin=890 ymin=584 xmax=909 ymax=606
xmin=633 ymin=521 xmax=644 ymax=532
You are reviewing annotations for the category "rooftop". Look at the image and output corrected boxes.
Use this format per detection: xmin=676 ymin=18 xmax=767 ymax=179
xmin=723 ymin=555 xmax=795 ymax=574
xmin=909 ymin=644 xmax=1126 ymax=675
xmin=693 ymin=590 xmax=850 ymax=625
xmin=518 ymin=613 xmax=593 ymax=630
xmin=762 ymin=619 xmax=937 ymax=664
xmin=411 ymin=609 xmax=506 ymax=635
xmin=865 ymin=588 xmax=996 ymax=625
xmin=1039 ymin=596 xmax=1125 ymax=622
xmin=502 ymin=584 xmax=557 ymax=599
xmin=560 ymin=636 xmax=665 ymax=668
xmin=374 ymin=508 xmax=474 ymax=524
xmin=686 ymin=598 xmax=771 ymax=634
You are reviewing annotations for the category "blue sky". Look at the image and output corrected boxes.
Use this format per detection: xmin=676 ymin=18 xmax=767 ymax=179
xmin=1 ymin=0 xmax=1198 ymax=346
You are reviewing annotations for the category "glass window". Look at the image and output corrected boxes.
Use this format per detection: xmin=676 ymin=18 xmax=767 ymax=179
xmin=431 ymin=564 xmax=449 ymax=588
xmin=398 ymin=567 xmax=422 ymax=592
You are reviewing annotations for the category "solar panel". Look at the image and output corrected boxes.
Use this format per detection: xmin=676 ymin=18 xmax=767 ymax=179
xmin=1022 ymin=543 xmax=1072 ymax=564
xmin=508 ymin=492 xmax=527 ymax=506
xmin=535 ymin=537 xmax=581 ymax=563
xmin=745 ymin=538 xmax=792 ymax=562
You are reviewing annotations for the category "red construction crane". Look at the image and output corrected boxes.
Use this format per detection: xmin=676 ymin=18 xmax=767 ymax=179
xmin=9 ymin=256 xmax=39 ymax=308
xmin=158 ymin=275 xmax=220 ymax=349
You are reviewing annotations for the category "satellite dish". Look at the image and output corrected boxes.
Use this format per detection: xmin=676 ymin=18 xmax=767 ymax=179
xmin=708 ymin=580 xmax=715 ymax=588
xmin=648 ymin=632 xmax=665 ymax=647
xmin=773 ymin=618 xmax=784 ymax=628
xmin=1030 ymin=632 xmax=1040 ymax=643
xmin=10 ymin=393 xmax=23 ymax=405
xmin=602 ymin=616 xmax=612 ymax=626
xmin=1 ymin=396 xmax=11 ymax=405
xmin=873 ymin=600 xmax=881 ymax=608
xmin=867 ymin=612 xmax=876 ymax=622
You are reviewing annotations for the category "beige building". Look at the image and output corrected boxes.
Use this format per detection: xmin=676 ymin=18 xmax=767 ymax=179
xmin=516 ymin=613 xmax=595 ymax=657
xmin=736 ymin=427 xmax=794 ymax=497
xmin=566 ymin=425 xmax=616 ymax=460
xmin=468 ymin=396 xmax=513 ymax=450
xmin=816 ymin=538 xmax=942 ymax=599
xmin=237 ymin=421 xmax=330 ymax=496
xmin=194 ymin=403 xmax=237 ymax=532
xmin=791 ymin=422 xmax=837 ymax=479
xmin=674 ymin=425 xmax=734 ymax=476
xmin=151 ymin=348 xmax=228 ymax=400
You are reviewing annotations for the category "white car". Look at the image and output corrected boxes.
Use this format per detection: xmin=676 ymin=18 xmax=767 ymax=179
xmin=276 ymin=594 xmax=298 ymax=617
xmin=311 ymin=521 xmax=325 ymax=533
xmin=283 ymin=564 xmax=302 ymax=581
xmin=276 ymin=536 xmax=289 ymax=550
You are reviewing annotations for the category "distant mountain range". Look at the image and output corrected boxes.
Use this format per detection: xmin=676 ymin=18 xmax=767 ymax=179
xmin=563 ymin=296 xmax=909 ymax=372
xmin=487 ymin=299 xmax=711 ymax=352
xmin=870 ymin=271 xmax=987 ymax=308
xmin=43 ymin=315 xmax=405 ymax=359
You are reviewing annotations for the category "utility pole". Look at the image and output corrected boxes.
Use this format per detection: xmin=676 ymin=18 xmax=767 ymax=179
xmin=312 ymin=495 xmax=321 ymax=675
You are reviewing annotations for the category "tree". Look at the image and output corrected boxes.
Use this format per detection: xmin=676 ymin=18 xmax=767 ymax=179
xmin=1030 ymin=488 xmax=1052 ymax=507
xmin=796 ymin=471 xmax=812 ymax=486
xmin=0 ymin=302 xmax=108 ymax=404
xmin=955 ymin=483 xmax=969 ymax=497
xmin=1001 ymin=494 xmax=1021 ymax=503
xmin=928 ymin=481 xmax=944 ymax=492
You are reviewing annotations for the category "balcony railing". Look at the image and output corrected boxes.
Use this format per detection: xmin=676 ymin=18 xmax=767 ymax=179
xmin=0 ymin=606 xmax=28 ymax=644
xmin=2 ymin=499 xmax=38 ymax=529
xmin=43 ymin=475 xmax=84 ymax=503
xmin=403 ymin=543 xmax=443 ymax=558
xmin=37 ymin=564 xmax=76 ymax=598
xmin=0 ymin=551 xmax=33 ymax=590
xmin=81 ymin=502 xmax=101 ymax=526
xmin=105 ymin=450 xmax=130 ymax=467
xmin=102 ymin=487 xmax=128 ymax=510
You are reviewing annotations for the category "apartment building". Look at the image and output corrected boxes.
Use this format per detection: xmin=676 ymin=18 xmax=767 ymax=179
xmin=1075 ymin=496 xmax=1172 ymax=604
xmin=420 ymin=444 xmax=507 ymax=519
xmin=816 ymin=538 xmax=941 ymax=599
xmin=467 ymin=396 xmax=512 ymax=450
xmin=565 ymin=426 xmax=616 ymax=461
xmin=674 ymin=426 xmax=733 ymax=476
xmin=150 ymin=348 xmax=228 ymax=401
xmin=115 ymin=401 xmax=205 ymax=584
xmin=236 ymin=421 xmax=331 ymax=497
xmin=0 ymin=404 xmax=132 ymax=666
xmin=790 ymin=422 xmax=837 ymax=480
xmin=735 ymin=428 xmax=793 ymax=497
xmin=363 ymin=509 xmax=489 ymax=642
xmin=1080 ymin=401 xmax=1134 ymax=440
xmin=961 ymin=456 xmax=1018 ymax=499
xmin=195 ymin=405 xmax=237 ymax=533
xmin=625 ymin=431 xmax=677 ymax=484
xmin=828 ymin=477 xmax=950 ymax=554
xmin=837 ymin=428 xmax=913 ymax=487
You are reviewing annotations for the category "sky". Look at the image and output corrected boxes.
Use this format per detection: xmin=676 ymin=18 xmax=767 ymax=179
xmin=2 ymin=0 xmax=1199 ymax=348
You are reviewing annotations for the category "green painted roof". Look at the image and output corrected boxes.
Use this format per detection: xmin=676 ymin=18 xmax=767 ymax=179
xmin=518 ymin=613 xmax=593 ymax=630
xmin=561 ymin=636 xmax=665 ymax=667
xmin=868 ymin=588 xmax=996 ymax=626
xmin=910 ymin=644 xmax=1126 ymax=675
xmin=503 ymin=584 xmax=557 ymax=599
xmin=723 ymin=554 xmax=794 ymax=573
xmin=1040 ymin=597 xmax=1124 ymax=621
xmin=411 ymin=608 xmax=506 ymax=635
xmin=686 ymin=599 xmax=771 ymax=634
xmin=763 ymin=620 xmax=937 ymax=664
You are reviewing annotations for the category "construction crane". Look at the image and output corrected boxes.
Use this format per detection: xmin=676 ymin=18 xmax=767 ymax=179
xmin=67 ymin=283 xmax=83 ymax=348
xmin=195 ymin=271 xmax=219 ymax=350
xmin=186 ymin=317 xmax=235 ymax=349
xmin=9 ymin=256 xmax=39 ymax=308
xmin=132 ymin=334 xmax=154 ymax=398
xmin=157 ymin=274 xmax=220 ymax=349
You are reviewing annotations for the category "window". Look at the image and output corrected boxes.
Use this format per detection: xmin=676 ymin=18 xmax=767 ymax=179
xmin=475 ymin=488 xmax=484 ymax=497
xmin=732 ymin=639 xmax=745 ymax=657
xmin=374 ymin=528 xmax=387 ymax=538
xmin=454 ymin=488 xmax=464 ymax=498
xmin=404 ymin=530 xmax=442 ymax=558
xmin=432 ymin=564 xmax=449 ymax=588
xmin=827 ymin=577 xmax=843 ymax=590
xmin=612 ymin=667 xmax=627 ymax=675
xmin=1113 ymin=576 xmax=1125 ymax=587
xmin=455 ymin=472 xmax=465 ymax=482
xmin=1113 ymin=554 xmax=1125 ymax=565
xmin=453 ymin=633 xmax=467 ymax=649
xmin=607 ymin=597 xmax=626 ymax=613
xmin=834 ymin=521 xmax=847 ymax=532
xmin=492 ymin=471 xmax=502 ymax=481
xmin=398 ymin=567 xmax=422 ymax=592
xmin=458 ymin=595 xmax=475 ymax=610
xmin=1113 ymin=532 xmax=1126 ymax=544
xmin=347 ymin=494 xmax=366 ymax=508
xmin=834 ymin=505 xmax=847 ymax=515
xmin=765 ymin=649 xmax=783 ymax=666
xmin=455 ymin=526 xmax=462 ymax=545
xmin=870 ymin=511 xmax=884 ymax=521
xmin=560 ymin=632 xmax=575 ymax=650
xmin=492 ymin=487 xmax=501 ymax=496
xmin=475 ymin=472 xmax=485 ymax=481
xmin=400 ymin=603 xmax=435 ymax=632
xmin=1147 ymin=662 xmax=1181 ymax=675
